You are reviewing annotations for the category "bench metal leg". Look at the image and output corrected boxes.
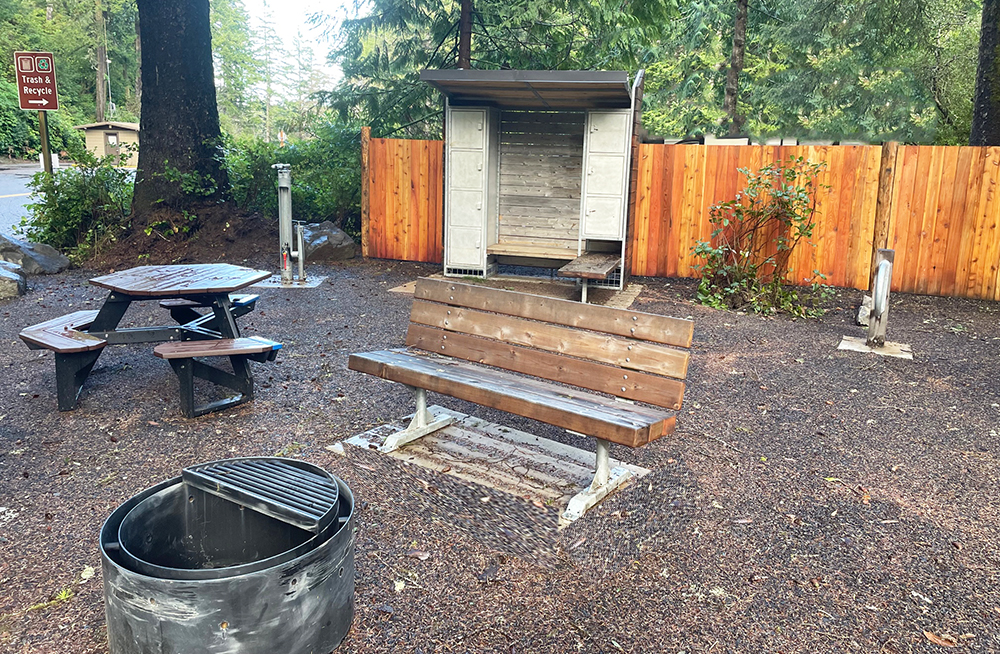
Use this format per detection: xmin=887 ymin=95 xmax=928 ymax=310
xmin=54 ymin=350 xmax=103 ymax=411
xmin=380 ymin=386 xmax=455 ymax=453
xmin=560 ymin=438 xmax=634 ymax=527
xmin=581 ymin=280 xmax=589 ymax=304
xmin=167 ymin=355 xmax=254 ymax=418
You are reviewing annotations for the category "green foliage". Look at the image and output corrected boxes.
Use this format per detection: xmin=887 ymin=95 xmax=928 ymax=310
xmin=18 ymin=145 xmax=135 ymax=259
xmin=224 ymin=122 xmax=362 ymax=236
xmin=692 ymin=157 xmax=830 ymax=317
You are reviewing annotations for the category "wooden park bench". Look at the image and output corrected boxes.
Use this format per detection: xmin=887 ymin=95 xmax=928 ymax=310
xmin=154 ymin=336 xmax=282 ymax=418
xmin=348 ymin=278 xmax=694 ymax=523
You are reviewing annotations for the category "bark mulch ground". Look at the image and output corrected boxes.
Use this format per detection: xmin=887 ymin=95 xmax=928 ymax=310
xmin=1 ymin=255 xmax=998 ymax=653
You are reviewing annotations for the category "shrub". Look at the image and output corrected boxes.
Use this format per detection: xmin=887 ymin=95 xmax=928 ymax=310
xmin=18 ymin=145 xmax=135 ymax=259
xmin=224 ymin=123 xmax=362 ymax=237
xmin=692 ymin=156 xmax=831 ymax=317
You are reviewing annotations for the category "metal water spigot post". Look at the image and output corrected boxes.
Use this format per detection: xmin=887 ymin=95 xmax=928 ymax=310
xmin=272 ymin=163 xmax=303 ymax=285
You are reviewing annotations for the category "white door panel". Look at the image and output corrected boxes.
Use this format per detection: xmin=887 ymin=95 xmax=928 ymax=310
xmin=587 ymin=112 xmax=629 ymax=153
xmin=450 ymin=151 xmax=485 ymax=189
xmin=449 ymin=190 xmax=483 ymax=228
xmin=586 ymin=155 xmax=626 ymax=196
xmin=449 ymin=110 xmax=485 ymax=149
xmin=447 ymin=227 xmax=482 ymax=266
xmin=583 ymin=196 xmax=623 ymax=239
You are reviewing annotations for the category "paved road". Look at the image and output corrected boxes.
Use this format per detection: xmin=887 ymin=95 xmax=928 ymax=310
xmin=0 ymin=163 xmax=38 ymax=237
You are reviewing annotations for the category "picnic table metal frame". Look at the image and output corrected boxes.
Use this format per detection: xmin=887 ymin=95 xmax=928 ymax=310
xmin=54 ymin=264 xmax=270 ymax=410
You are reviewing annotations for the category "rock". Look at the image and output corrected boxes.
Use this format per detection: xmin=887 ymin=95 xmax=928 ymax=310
xmin=300 ymin=221 xmax=357 ymax=262
xmin=0 ymin=234 xmax=70 ymax=274
xmin=0 ymin=261 xmax=26 ymax=298
xmin=856 ymin=294 xmax=872 ymax=326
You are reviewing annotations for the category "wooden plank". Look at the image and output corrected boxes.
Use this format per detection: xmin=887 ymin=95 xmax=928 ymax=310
xmin=415 ymin=277 xmax=694 ymax=347
xmin=347 ymin=350 xmax=673 ymax=447
xmin=361 ymin=127 xmax=370 ymax=257
xmin=153 ymin=336 xmax=281 ymax=359
xmin=557 ymin=252 xmax=620 ymax=279
xmin=405 ymin=324 xmax=685 ymax=409
xmin=19 ymin=310 xmax=105 ymax=353
xmin=89 ymin=264 xmax=270 ymax=296
xmin=487 ymin=242 xmax=578 ymax=259
xmin=409 ymin=300 xmax=690 ymax=379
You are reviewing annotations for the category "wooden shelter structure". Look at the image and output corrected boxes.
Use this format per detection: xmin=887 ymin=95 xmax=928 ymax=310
xmin=73 ymin=121 xmax=139 ymax=167
xmin=421 ymin=69 xmax=644 ymax=290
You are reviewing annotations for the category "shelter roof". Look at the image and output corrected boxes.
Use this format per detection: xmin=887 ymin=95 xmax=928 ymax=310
xmin=73 ymin=121 xmax=140 ymax=132
xmin=420 ymin=70 xmax=632 ymax=110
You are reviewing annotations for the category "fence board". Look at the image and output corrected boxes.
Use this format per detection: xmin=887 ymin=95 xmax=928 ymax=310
xmin=364 ymin=138 xmax=444 ymax=263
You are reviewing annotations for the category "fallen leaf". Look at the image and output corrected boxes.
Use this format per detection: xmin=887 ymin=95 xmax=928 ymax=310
xmin=393 ymin=580 xmax=405 ymax=593
xmin=405 ymin=549 xmax=431 ymax=561
xmin=79 ymin=566 xmax=95 ymax=582
xmin=924 ymin=631 xmax=957 ymax=647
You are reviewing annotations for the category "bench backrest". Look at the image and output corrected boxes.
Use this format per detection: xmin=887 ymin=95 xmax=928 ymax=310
xmin=406 ymin=278 xmax=693 ymax=410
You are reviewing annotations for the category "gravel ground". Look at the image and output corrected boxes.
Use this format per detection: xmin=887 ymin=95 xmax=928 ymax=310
xmin=1 ymin=255 xmax=999 ymax=653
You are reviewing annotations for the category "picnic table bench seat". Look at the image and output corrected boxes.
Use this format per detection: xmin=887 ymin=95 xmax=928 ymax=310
xmin=159 ymin=293 xmax=259 ymax=328
xmin=19 ymin=310 xmax=109 ymax=411
xmin=348 ymin=277 xmax=694 ymax=523
xmin=154 ymin=336 xmax=282 ymax=418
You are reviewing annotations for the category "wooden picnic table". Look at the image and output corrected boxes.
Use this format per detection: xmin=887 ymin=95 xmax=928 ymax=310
xmin=21 ymin=263 xmax=271 ymax=411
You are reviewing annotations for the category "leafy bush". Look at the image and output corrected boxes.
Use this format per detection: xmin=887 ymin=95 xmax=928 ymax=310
xmin=692 ymin=156 xmax=831 ymax=317
xmin=18 ymin=145 xmax=135 ymax=259
xmin=224 ymin=123 xmax=362 ymax=237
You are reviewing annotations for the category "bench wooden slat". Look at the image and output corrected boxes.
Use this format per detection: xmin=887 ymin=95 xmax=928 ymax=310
xmin=154 ymin=336 xmax=282 ymax=360
xmin=406 ymin=324 xmax=685 ymax=410
xmin=557 ymin=252 xmax=621 ymax=280
xmin=348 ymin=349 xmax=674 ymax=447
xmin=415 ymin=277 xmax=693 ymax=348
xmin=19 ymin=310 xmax=107 ymax=353
xmin=410 ymin=300 xmax=689 ymax=380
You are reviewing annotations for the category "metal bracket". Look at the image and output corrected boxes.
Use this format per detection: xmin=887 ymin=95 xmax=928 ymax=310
xmin=559 ymin=438 xmax=633 ymax=527
xmin=379 ymin=386 xmax=455 ymax=453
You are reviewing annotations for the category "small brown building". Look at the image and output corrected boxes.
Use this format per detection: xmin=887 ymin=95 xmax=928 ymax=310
xmin=74 ymin=121 xmax=139 ymax=167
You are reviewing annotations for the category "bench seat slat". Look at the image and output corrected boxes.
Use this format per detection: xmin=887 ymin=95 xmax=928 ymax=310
xmin=348 ymin=349 xmax=675 ymax=448
xmin=557 ymin=252 xmax=621 ymax=280
xmin=406 ymin=324 xmax=685 ymax=410
xmin=415 ymin=277 xmax=694 ymax=348
xmin=154 ymin=336 xmax=282 ymax=360
xmin=410 ymin=300 xmax=689 ymax=380
xmin=19 ymin=310 xmax=107 ymax=353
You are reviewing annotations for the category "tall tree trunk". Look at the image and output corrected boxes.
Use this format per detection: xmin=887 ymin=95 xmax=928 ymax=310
xmin=457 ymin=0 xmax=472 ymax=68
xmin=95 ymin=1 xmax=107 ymax=121
xmin=133 ymin=0 xmax=229 ymax=221
xmin=971 ymin=0 xmax=1000 ymax=145
xmin=134 ymin=13 xmax=142 ymax=110
xmin=723 ymin=0 xmax=748 ymax=136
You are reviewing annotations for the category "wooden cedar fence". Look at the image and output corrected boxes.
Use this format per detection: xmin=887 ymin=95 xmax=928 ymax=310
xmin=362 ymin=133 xmax=1000 ymax=301
xmin=361 ymin=128 xmax=444 ymax=263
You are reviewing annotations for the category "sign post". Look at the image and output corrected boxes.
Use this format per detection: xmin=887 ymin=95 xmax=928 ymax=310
xmin=14 ymin=51 xmax=59 ymax=174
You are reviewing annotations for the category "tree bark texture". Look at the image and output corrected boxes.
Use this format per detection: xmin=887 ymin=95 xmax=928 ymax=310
xmin=971 ymin=0 xmax=1000 ymax=145
xmin=95 ymin=2 xmax=107 ymax=122
xmin=458 ymin=0 xmax=472 ymax=68
xmin=724 ymin=0 xmax=748 ymax=136
xmin=134 ymin=13 xmax=141 ymax=110
xmin=133 ymin=0 xmax=228 ymax=219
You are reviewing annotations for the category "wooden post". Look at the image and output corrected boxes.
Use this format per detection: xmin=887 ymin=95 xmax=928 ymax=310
xmin=869 ymin=141 xmax=899 ymax=290
xmin=360 ymin=126 xmax=370 ymax=258
xmin=38 ymin=111 xmax=52 ymax=174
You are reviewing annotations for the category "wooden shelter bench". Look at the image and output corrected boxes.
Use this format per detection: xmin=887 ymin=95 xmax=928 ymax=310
xmin=154 ymin=336 xmax=282 ymax=418
xmin=348 ymin=277 xmax=694 ymax=523
xmin=19 ymin=310 xmax=108 ymax=410
xmin=557 ymin=252 xmax=622 ymax=303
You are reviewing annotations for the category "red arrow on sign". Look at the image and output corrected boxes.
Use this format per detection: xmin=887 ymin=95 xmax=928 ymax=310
xmin=14 ymin=51 xmax=59 ymax=112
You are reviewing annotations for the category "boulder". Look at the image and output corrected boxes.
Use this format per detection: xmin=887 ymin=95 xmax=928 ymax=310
xmin=300 ymin=221 xmax=357 ymax=262
xmin=0 ymin=234 xmax=70 ymax=274
xmin=0 ymin=261 xmax=26 ymax=298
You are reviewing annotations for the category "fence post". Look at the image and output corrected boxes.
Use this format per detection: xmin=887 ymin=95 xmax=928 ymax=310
xmin=360 ymin=126 xmax=371 ymax=258
xmin=869 ymin=141 xmax=899 ymax=291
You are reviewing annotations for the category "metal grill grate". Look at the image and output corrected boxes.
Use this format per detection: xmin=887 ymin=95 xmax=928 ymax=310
xmin=182 ymin=458 xmax=340 ymax=533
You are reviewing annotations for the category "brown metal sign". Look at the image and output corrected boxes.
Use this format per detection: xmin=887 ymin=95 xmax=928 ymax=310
xmin=14 ymin=51 xmax=59 ymax=111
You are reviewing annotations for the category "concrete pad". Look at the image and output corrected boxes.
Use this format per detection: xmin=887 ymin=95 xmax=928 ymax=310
xmin=838 ymin=335 xmax=913 ymax=360
xmin=252 ymin=274 xmax=327 ymax=289
xmin=344 ymin=406 xmax=650 ymax=513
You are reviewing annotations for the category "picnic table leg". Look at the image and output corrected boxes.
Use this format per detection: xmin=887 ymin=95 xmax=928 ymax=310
xmin=560 ymin=437 xmax=634 ymax=527
xmin=166 ymin=355 xmax=254 ymax=418
xmin=379 ymin=386 xmax=455 ymax=453
xmin=209 ymin=296 xmax=240 ymax=338
xmin=54 ymin=350 xmax=103 ymax=411
xmin=88 ymin=292 xmax=131 ymax=332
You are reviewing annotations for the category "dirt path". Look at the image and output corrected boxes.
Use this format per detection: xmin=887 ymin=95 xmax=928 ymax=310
xmin=1 ymin=257 xmax=998 ymax=653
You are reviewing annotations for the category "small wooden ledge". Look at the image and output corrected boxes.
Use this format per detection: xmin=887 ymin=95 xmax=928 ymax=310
xmin=487 ymin=242 xmax=579 ymax=260
xmin=557 ymin=252 xmax=621 ymax=280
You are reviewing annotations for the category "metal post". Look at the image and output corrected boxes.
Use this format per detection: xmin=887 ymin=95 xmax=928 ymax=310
xmin=296 ymin=221 xmax=306 ymax=282
xmin=38 ymin=111 xmax=52 ymax=174
xmin=593 ymin=438 xmax=610 ymax=488
xmin=867 ymin=249 xmax=894 ymax=348
xmin=273 ymin=164 xmax=293 ymax=285
xmin=412 ymin=387 xmax=428 ymax=428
